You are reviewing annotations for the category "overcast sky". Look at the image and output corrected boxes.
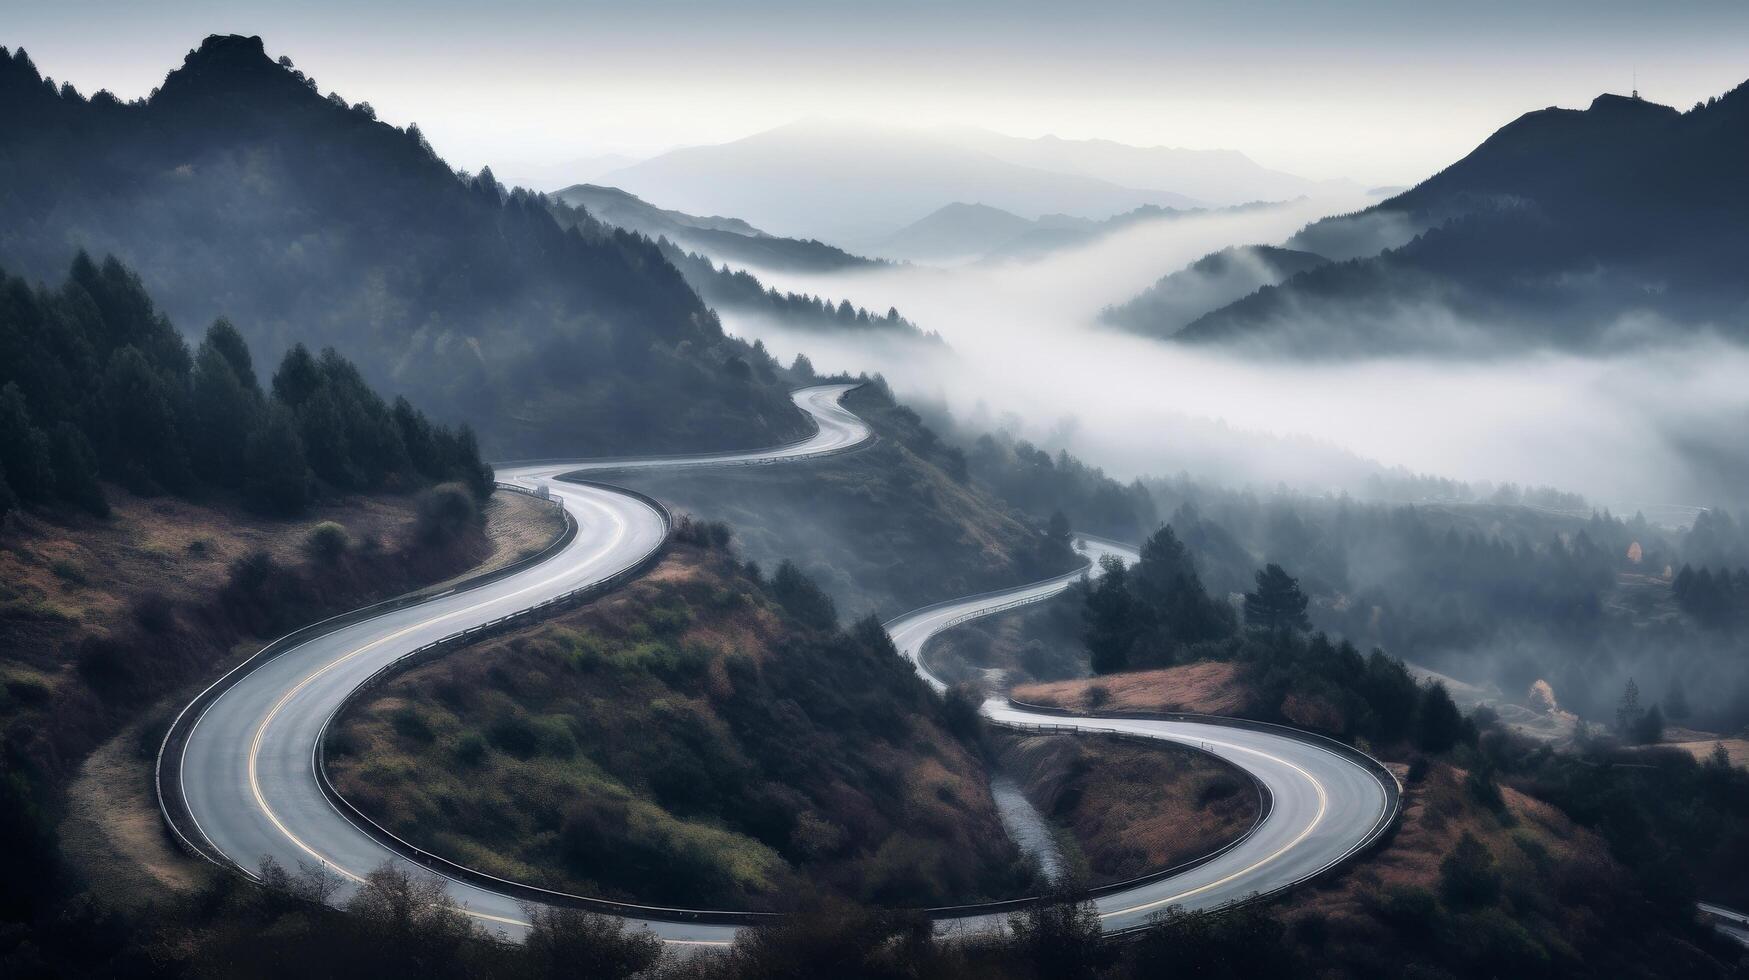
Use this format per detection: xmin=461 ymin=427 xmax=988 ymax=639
xmin=8 ymin=0 xmax=1748 ymax=186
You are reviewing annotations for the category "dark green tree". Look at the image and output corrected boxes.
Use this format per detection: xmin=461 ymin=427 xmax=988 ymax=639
xmin=0 ymin=383 xmax=53 ymax=504
xmin=49 ymin=421 xmax=107 ymax=516
xmin=244 ymin=404 xmax=311 ymax=516
xmin=1085 ymin=555 xmax=1138 ymax=674
xmin=1438 ymin=831 xmax=1501 ymax=909
xmin=771 ymin=560 xmax=837 ymax=630
xmin=1244 ymin=563 xmax=1310 ymax=631
xmin=1414 ymin=681 xmax=1470 ymax=753
xmin=190 ymin=330 xmax=262 ymax=485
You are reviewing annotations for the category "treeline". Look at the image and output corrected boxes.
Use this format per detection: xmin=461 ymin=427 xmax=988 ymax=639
xmin=1672 ymin=565 xmax=1749 ymax=630
xmin=963 ymin=433 xmax=1159 ymax=542
xmin=1079 ymin=526 xmax=1472 ymax=751
xmin=654 ymin=238 xmax=940 ymax=340
xmin=0 ymin=253 xmax=491 ymax=521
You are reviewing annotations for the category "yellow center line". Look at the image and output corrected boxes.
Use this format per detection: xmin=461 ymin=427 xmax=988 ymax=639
xmin=243 ymin=489 xmax=633 ymax=901
xmin=1098 ymin=734 xmax=1329 ymax=918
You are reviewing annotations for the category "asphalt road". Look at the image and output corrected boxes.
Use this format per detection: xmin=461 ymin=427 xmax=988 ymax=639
xmin=886 ymin=537 xmax=1394 ymax=935
xmin=168 ymin=382 xmax=1392 ymax=944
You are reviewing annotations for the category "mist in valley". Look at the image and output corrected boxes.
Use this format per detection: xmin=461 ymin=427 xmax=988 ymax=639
xmin=723 ymin=198 xmax=1749 ymax=518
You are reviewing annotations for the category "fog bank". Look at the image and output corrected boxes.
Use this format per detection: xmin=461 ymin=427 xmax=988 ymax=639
xmin=724 ymin=200 xmax=1749 ymax=515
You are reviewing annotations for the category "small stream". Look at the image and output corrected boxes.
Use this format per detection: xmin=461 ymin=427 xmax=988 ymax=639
xmin=989 ymin=775 xmax=1065 ymax=883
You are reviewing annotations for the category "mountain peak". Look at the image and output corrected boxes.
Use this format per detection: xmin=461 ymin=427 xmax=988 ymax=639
xmin=154 ymin=34 xmax=311 ymax=107
xmin=1586 ymin=92 xmax=1679 ymax=119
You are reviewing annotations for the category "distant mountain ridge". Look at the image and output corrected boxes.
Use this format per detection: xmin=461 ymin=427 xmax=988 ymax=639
xmin=1102 ymin=245 xmax=1329 ymax=339
xmin=552 ymin=183 xmax=882 ymax=273
xmin=878 ymin=199 xmax=1292 ymax=265
xmin=1173 ymin=85 xmax=1749 ymax=354
xmin=941 ymin=127 xmax=1356 ymax=206
xmin=595 ymin=119 xmax=1208 ymax=243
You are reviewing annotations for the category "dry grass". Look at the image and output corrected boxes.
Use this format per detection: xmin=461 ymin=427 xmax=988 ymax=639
xmin=59 ymin=717 xmax=213 ymax=908
xmin=999 ymin=733 xmax=1260 ymax=885
xmin=1662 ymin=738 xmax=1749 ymax=769
xmin=1012 ymin=661 xmax=1251 ymax=716
xmin=0 ymin=484 xmax=424 ymax=669
xmin=424 ymin=491 xmax=565 ymax=590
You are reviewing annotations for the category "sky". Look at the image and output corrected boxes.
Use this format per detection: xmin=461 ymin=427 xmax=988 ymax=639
xmin=6 ymin=0 xmax=1748 ymax=187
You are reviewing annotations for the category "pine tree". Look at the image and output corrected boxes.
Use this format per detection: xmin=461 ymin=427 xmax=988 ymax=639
xmin=244 ymin=404 xmax=311 ymax=516
xmin=1616 ymin=677 xmax=1642 ymax=736
xmin=1244 ymin=563 xmax=1310 ymax=631
xmin=0 ymin=383 xmax=54 ymax=504
xmin=48 ymin=422 xmax=106 ymax=516
xmin=1084 ymin=555 xmax=1137 ymax=674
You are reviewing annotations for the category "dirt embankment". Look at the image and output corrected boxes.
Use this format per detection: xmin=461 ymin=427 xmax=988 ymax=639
xmin=997 ymin=732 xmax=1260 ymax=886
xmin=1012 ymin=661 xmax=1253 ymax=716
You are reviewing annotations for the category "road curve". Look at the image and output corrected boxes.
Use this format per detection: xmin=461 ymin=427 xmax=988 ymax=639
xmin=885 ymin=539 xmax=1396 ymax=935
xmin=164 ymin=381 xmax=1393 ymax=945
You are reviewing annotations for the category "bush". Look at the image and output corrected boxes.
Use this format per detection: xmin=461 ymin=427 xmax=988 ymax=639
xmin=415 ymin=482 xmax=478 ymax=544
xmin=130 ymin=591 xmax=175 ymax=633
xmin=1439 ymin=831 xmax=1501 ymax=909
xmin=303 ymin=521 xmax=350 ymax=563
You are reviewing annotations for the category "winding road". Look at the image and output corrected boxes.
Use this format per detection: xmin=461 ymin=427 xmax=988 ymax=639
xmin=161 ymin=383 xmax=1395 ymax=944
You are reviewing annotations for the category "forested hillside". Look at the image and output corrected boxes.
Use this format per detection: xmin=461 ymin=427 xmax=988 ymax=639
xmin=0 ymin=254 xmax=488 ymax=521
xmin=0 ymin=36 xmax=807 ymax=456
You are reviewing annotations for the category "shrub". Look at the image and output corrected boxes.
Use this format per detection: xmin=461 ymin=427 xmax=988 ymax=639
xmin=454 ymin=732 xmax=487 ymax=766
xmin=1439 ymin=831 xmax=1502 ymax=909
xmin=303 ymin=521 xmax=350 ymax=563
xmin=415 ymin=482 xmax=477 ymax=544
xmin=130 ymin=591 xmax=175 ymax=633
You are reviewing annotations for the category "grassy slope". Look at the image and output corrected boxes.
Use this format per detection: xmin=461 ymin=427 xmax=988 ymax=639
xmin=328 ymin=539 xmax=1038 ymax=911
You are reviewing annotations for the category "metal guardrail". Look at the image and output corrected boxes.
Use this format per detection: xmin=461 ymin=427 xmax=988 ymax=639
xmin=309 ymin=489 xmax=795 ymax=927
xmin=154 ymin=483 xmax=575 ymax=875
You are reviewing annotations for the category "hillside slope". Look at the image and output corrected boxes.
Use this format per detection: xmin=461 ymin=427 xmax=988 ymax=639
xmin=328 ymin=537 xmax=1037 ymax=910
xmin=0 ymin=36 xmax=806 ymax=456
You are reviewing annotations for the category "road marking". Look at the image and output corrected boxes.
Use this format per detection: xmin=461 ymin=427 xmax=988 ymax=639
xmin=244 ymin=489 xmax=635 ymax=881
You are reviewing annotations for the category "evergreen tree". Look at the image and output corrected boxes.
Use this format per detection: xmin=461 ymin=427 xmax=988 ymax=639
xmin=1616 ymin=677 xmax=1643 ymax=736
xmin=99 ymin=345 xmax=190 ymax=493
xmin=1244 ymin=563 xmax=1311 ymax=631
xmin=202 ymin=317 xmax=259 ymax=391
xmin=770 ymin=560 xmax=837 ymax=631
xmin=244 ymin=404 xmax=310 ymax=516
xmin=48 ymin=421 xmax=106 ymax=516
xmin=1084 ymin=555 xmax=1138 ymax=674
xmin=189 ymin=332 xmax=262 ymax=485
xmin=0 ymin=382 xmax=54 ymax=503
xmin=1414 ymin=682 xmax=1469 ymax=753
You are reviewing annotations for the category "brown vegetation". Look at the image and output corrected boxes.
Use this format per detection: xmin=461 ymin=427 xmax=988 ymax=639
xmin=1 ymin=482 xmax=492 ymax=795
xmin=1012 ymin=661 xmax=1252 ymax=716
xmin=997 ymin=733 xmax=1259 ymax=885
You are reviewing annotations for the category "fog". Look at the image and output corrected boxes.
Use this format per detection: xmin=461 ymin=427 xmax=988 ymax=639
xmin=722 ymin=199 xmax=1749 ymax=517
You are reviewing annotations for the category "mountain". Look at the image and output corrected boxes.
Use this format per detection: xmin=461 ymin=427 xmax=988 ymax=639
xmin=0 ymin=36 xmax=809 ymax=457
xmin=874 ymin=202 xmax=1043 ymax=262
xmin=879 ymin=200 xmax=1286 ymax=265
xmin=595 ymin=119 xmax=1203 ymax=244
xmin=1102 ymin=245 xmax=1330 ymax=339
xmin=552 ymin=183 xmax=881 ymax=272
xmin=939 ymin=127 xmax=1355 ymax=206
xmin=1179 ymin=85 xmax=1749 ymax=354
